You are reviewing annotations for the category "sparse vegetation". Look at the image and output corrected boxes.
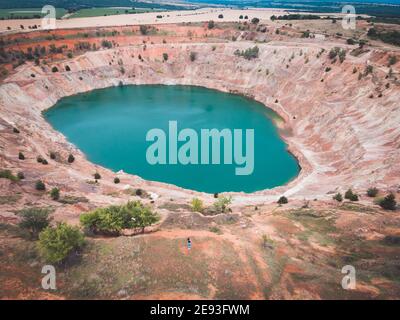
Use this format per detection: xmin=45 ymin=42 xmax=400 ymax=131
xmin=190 ymin=52 xmax=197 ymax=62
xmin=333 ymin=193 xmax=343 ymax=202
xmin=344 ymin=189 xmax=359 ymax=201
xmin=378 ymin=193 xmax=397 ymax=210
xmin=35 ymin=180 xmax=46 ymax=191
xmin=191 ymin=198 xmax=204 ymax=213
xmin=214 ymin=196 xmax=232 ymax=213
xmin=277 ymin=196 xmax=288 ymax=204
xmin=0 ymin=169 xmax=19 ymax=182
xmin=367 ymin=187 xmax=379 ymax=197
xmin=93 ymin=172 xmax=101 ymax=180
xmin=50 ymin=187 xmax=60 ymax=200
xmin=17 ymin=207 xmax=52 ymax=238
xmin=234 ymin=46 xmax=259 ymax=60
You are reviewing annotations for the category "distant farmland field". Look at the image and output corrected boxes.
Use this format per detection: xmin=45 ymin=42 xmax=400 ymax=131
xmin=68 ymin=7 xmax=160 ymax=19
xmin=0 ymin=8 xmax=66 ymax=19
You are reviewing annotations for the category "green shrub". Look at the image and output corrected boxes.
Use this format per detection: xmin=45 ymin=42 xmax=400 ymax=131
xmin=37 ymin=156 xmax=43 ymax=163
xmin=49 ymin=151 xmax=56 ymax=160
xmin=93 ymin=172 xmax=101 ymax=180
xmin=80 ymin=201 xmax=159 ymax=235
xmin=0 ymin=169 xmax=19 ymax=182
xmin=234 ymin=46 xmax=259 ymax=60
xmin=65 ymin=65 xmax=71 ymax=72
xmin=13 ymin=127 xmax=20 ymax=133
xmin=208 ymin=20 xmax=215 ymax=29
xmin=35 ymin=180 xmax=46 ymax=191
xmin=67 ymin=154 xmax=75 ymax=163
xmin=218 ymin=14 xmax=224 ymax=19
xmin=365 ymin=65 xmax=373 ymax=75
xmin=51 ymin=66 xmax=58 ymax=73
xmin=162 ymin=53 xmax=168 ymax=61
xmin=367 ymin=187 xmax=379 ymax=197
xmin=277 ymin=196 xmax=288 ymax=204
xmin=251 ymin=17 xmax=260 ymax=24
xmin=190 ymin=52 xmax=197 ymax=62
xmin=191 ymin=198 xmax=204 ymax=212
xmin=50 ymin=187 xmax=60 ymax=200
xmin=18 ymin=207 xmax=52 ymax=238
xmin=38 ymin=223 xmax=85 ymax=264
xmin=333 ymin=192 xmax=343 ymax=202
xmin=344 ymin=188 xmax=359 ymax=201
xmin=379 ymin=193 xmax=397 ymax=210
xmin=139 ymin=25 xmax=148 ymax=35
xmin=114 ymin=177 xmax=120 ymax=184
xmin=388 ymin=55 xmax=397 ymax=66
xmin=214 ymin=196 xmax=232 ymax=213
xmin=17 ymin=172 xmax=25 ymax=180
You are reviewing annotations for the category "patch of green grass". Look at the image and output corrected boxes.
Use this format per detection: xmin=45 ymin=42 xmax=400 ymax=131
xmin=209 ymin=226 xmax=222 ymax=234
xmin=68 ymin=7 xmax=155 ymax=19
xmin=0 ymin=194 xmax=21 ymax=205
xmin=340 ymin=203 xmax=376 ymax=213
xmin=57 ymin=195 xmax=89 ymax=204
xmin=0 ymin=8 xmax=66 ymax=20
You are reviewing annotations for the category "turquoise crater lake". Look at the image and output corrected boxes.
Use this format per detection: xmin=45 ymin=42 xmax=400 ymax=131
xmin=44 ymin=85 xmax=299 ymax=193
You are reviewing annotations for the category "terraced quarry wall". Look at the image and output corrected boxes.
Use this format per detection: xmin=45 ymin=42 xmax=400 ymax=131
xmin=1 ymin=41 xmax=400 ymax=203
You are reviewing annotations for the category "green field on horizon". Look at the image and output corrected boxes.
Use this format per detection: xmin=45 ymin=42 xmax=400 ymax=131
xmin=68 ymin=7 xmax=161 ymax=19
xmin=0 ymin=8 xmax=66 ymax=19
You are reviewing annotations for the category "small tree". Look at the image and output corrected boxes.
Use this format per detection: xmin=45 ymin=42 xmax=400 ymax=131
xmin=38 ymin=223 xmax=85 ymax=264
xmin=208 ymin=20 xmax=215 ymax=29
xmin=345 ymin=189 xmax=359 ymax=201
xmin=162 ymin=53 xmax=168 ymax=61
xmin=18 ymin=207 xmax=52 ymax=238
xmin=35 ymin=180 xmax=46 ymax=191
xmin=251 ymin=17 xmax=260 ymax=24
xmin=0 ymin=170 xmax=19 ymax=181
xmin=333 ymin=193 xmax=343 ymax=202
xmin=80 ymin=201 xmax=159 ymax=235
xmin=67 ymin=154 xmax=75 ymax=163
xmin=18 ymin=152 xmax=25 ymax=160
xmin=50 ymin=187 xmax=60 ymax=200
xmin=51 ymin=66 xmax=58 ymax=73
xmin=49 ymin=151 xmax=56 ymax=160
xmin=379 ymin=193 xmax=396 ymax=210
xmin=114 ymin=177 xmax=120 ymax=184
xmin=214 ymin=196 xmax=232 ymax=213
xmin=190 ymin=52 xmax=197 ymax=62
xmin=277 ymin=196 xmax=288 ymax=204
xmin=218 ymin=14 xmax=223 ymax=19
xmin=388 ymin=55 xmax=397 ymax=67
xmin=367 ymin=187 xmax=378 ymax=197
xmin=191 ymin=198 xmax=204 ymax=213
xmin=139 ymin=25 xmax=148 ymax=35
xmin=93 ymin=172 xmax=101 ymax=180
